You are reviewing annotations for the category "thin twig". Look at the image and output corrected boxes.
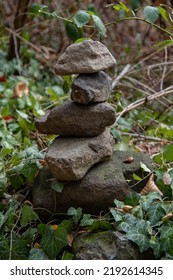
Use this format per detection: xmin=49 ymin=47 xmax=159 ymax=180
xmin=160 ymin=47 xmax=168 ymax=91
xmin=112 ymin=64 xmax=131 ymax=89
xmin=121 ymin=132 xmax=173 ymax=143
xmin=13 ymin=33 xmax=21 ymax=74
xmin=9 ymin=208 xmax=22 ymax=260
xmin=125 ymin=76 xmax=170 ymax=107
xmin=6 ymin=28 xmax=52 ymax=66
xmin=115 ymin=88 xmax=173 ymax=124
xmin=105 ymin=17 xmax=173 ymax=38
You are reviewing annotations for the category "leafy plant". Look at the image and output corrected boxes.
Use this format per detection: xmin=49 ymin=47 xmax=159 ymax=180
xmin=110 ymin=192 xmax=173 ymax=259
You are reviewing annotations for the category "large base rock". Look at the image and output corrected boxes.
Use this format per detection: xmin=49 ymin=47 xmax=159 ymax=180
xmin=35 ymin=101 xmax=116 ymax=136
xmin=46 ymin=129 xmax=114 ymax=181
xmin=32 ymin=150 xmax=153 ymax=216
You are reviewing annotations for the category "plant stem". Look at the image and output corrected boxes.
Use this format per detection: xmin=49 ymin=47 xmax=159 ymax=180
xmin=105 ymin=17 xmax=173 ymax=38
xmin=121 ymin=132 xmax=173 ymax=143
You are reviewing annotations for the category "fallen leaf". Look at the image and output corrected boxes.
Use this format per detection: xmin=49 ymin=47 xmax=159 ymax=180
xmin=34 ymin=242 xmax=41 ymax=248
xmin=2 ymin=115 xmax=14 ymax=123
xmin=0 ymin=72 xmax=7 ymax=82
xmin=140 ymin=173 xmax=163 ymax=196
xmin=39 ymin=159 xmax=47 ymax=167
xmin=123 ymin=205 xmax=133 ymax=213
xmin=52 ymin=224 xmax=58 ymax=230
xmin=162 ymin=211 xmax=173 ymax=221
xmin=123 ymin=157 xmax=134 ymax=163
xmin=13 ymin=82 xmax=29 ymax=98
xmin=67 ymin=233 xmax=74 ymax=246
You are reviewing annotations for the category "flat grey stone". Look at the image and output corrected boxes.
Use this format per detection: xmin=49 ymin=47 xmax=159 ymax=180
xmin=45 ymin=129 xmax=114 ymax=181
xmin=54 ymin=40 xmax=116 ymax=75
xmin=71 ymin=71 xmax=112 ymax=104
xmin=73 ymin=231 xmax=142 ymax=260
xmin=35 ymin=100 xmax=116 ymax=136
xmin=32 ymin=150 xmax=153 ymax=216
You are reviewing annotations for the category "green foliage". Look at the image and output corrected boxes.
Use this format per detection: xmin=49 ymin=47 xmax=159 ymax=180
xmin=65 ymin=22 xmax=83 ymax=42
xmin=130 ymin=0 xmax=141 ymax=12
xmin=144 ymin=6 xmax=160 ymax=24
xmin=74 ymin=10 xmax=90 ymax=28
xmin=50 ymin=179 xmax=64 ymax=193
xmin=110 ymin=192 xmax=173 ymax=258
xmin=92 ymin=15 xmax=106 ymax=39
xmin=38 ymin=223 xmax=68 ymax=259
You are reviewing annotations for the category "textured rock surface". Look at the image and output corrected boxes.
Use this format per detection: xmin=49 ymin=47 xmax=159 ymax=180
xmin=71 ymin=71 xmax=112 ymax=104
xmin=35 ymin=101 xmax=116 ymax=136
xmin=32 ymin=150 xmax=153 ymax=216
xmin=54 ymin=40 xmax=116 ymax=75
xmin=73 ymin=231 xmax=142 ymax=260
xmin=45 ymin=129 xmax=114 ymax=181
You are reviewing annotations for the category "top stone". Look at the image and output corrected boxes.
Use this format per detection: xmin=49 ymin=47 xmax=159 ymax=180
xmin=54 ymin=40 xmax=116 ymax=75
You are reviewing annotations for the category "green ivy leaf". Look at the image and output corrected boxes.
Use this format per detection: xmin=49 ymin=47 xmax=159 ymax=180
xmin=110 ymin=208 xmax=124 ymax=222
xmin=124 ymin=192 xmax=141 ymax=206
xmin=126 ymin=220 xmax=151 ymax=252
xmin=114 ymin=199 xmax=124 ymax=208
xmin=61 ymin=252 xmax=74 ymax=260
xmin=50 ymin=179 xmax=64 ymax=193
xmin=163 ymin=144 xmax=173 ymax=163
xmin=144 ymin=6 xmax=160 ymax=24
xmin=67 ymin=207 xmax=82 ymax=224
xmin=161 ymin=201 xmax=173 ymax=214
xmin=38 ymin=224 xmax=68 ymax=259
xmin=10 ymin=174 xmax=24 ymax=189
xmin=80 ymin=214 xmax=94 ymax=226
xmin=21 ymin=162 xmax=38 ymax=183
xmin=147 ymin=203 xmax=165 ymax=225
xmin=92 ymin=15 xmax=106 ymax=39
xmin=11 ymin=229 xmax=36 ymax=260
xmin=74 ymin=10 xmax=90 ymax=28
xmin=89 ymin=219 xmax=112 ymax=231
xmin=28 ymin=248 xmax=49 ymax=260
xmin=21 ymin=205 xmax=38 ymax=227
xmin=140 ymin=192 xmax=162 ymax=212
xmin=116 ymin=213 xmax=137 ymax=232
xmin=149 ymin=236 xmax=161 ymax=258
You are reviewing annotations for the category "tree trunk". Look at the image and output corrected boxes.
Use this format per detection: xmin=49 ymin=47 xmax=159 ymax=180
xmin=7 ymin=0 xmax=30 ymax=60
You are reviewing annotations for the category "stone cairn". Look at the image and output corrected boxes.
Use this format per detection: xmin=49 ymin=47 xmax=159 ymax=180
xmin=35 ymin=40 xmax=116 ymax=182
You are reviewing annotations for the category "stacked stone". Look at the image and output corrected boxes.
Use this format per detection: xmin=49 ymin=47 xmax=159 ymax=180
xmin=35 ymin=40 xmax=116 ymax=182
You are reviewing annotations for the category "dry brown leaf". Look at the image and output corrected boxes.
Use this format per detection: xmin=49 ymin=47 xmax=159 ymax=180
xmin=13 ymin=82 xmax=29 ymax=98
xmin=2 ymin=115 xmax=14 ymax=123
xmin=162 ymin=211 xmax=173 ymax=221
xmin=123 ymin=205 xmax=133 ymax=213
xmin=123 ymin=157 xmax=134 ymax=163
xmin=34 ymin=242 xmax=41 ymax=249
xmin=67 ymin=233 xmax=74 ymax=247
xmin=140 ymin=173 xmax=163 ymax=196
xmin=39 ymin=159 xmax=47 ymax=167
xmin=0 ymin=73 xmax=7 ymax=82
